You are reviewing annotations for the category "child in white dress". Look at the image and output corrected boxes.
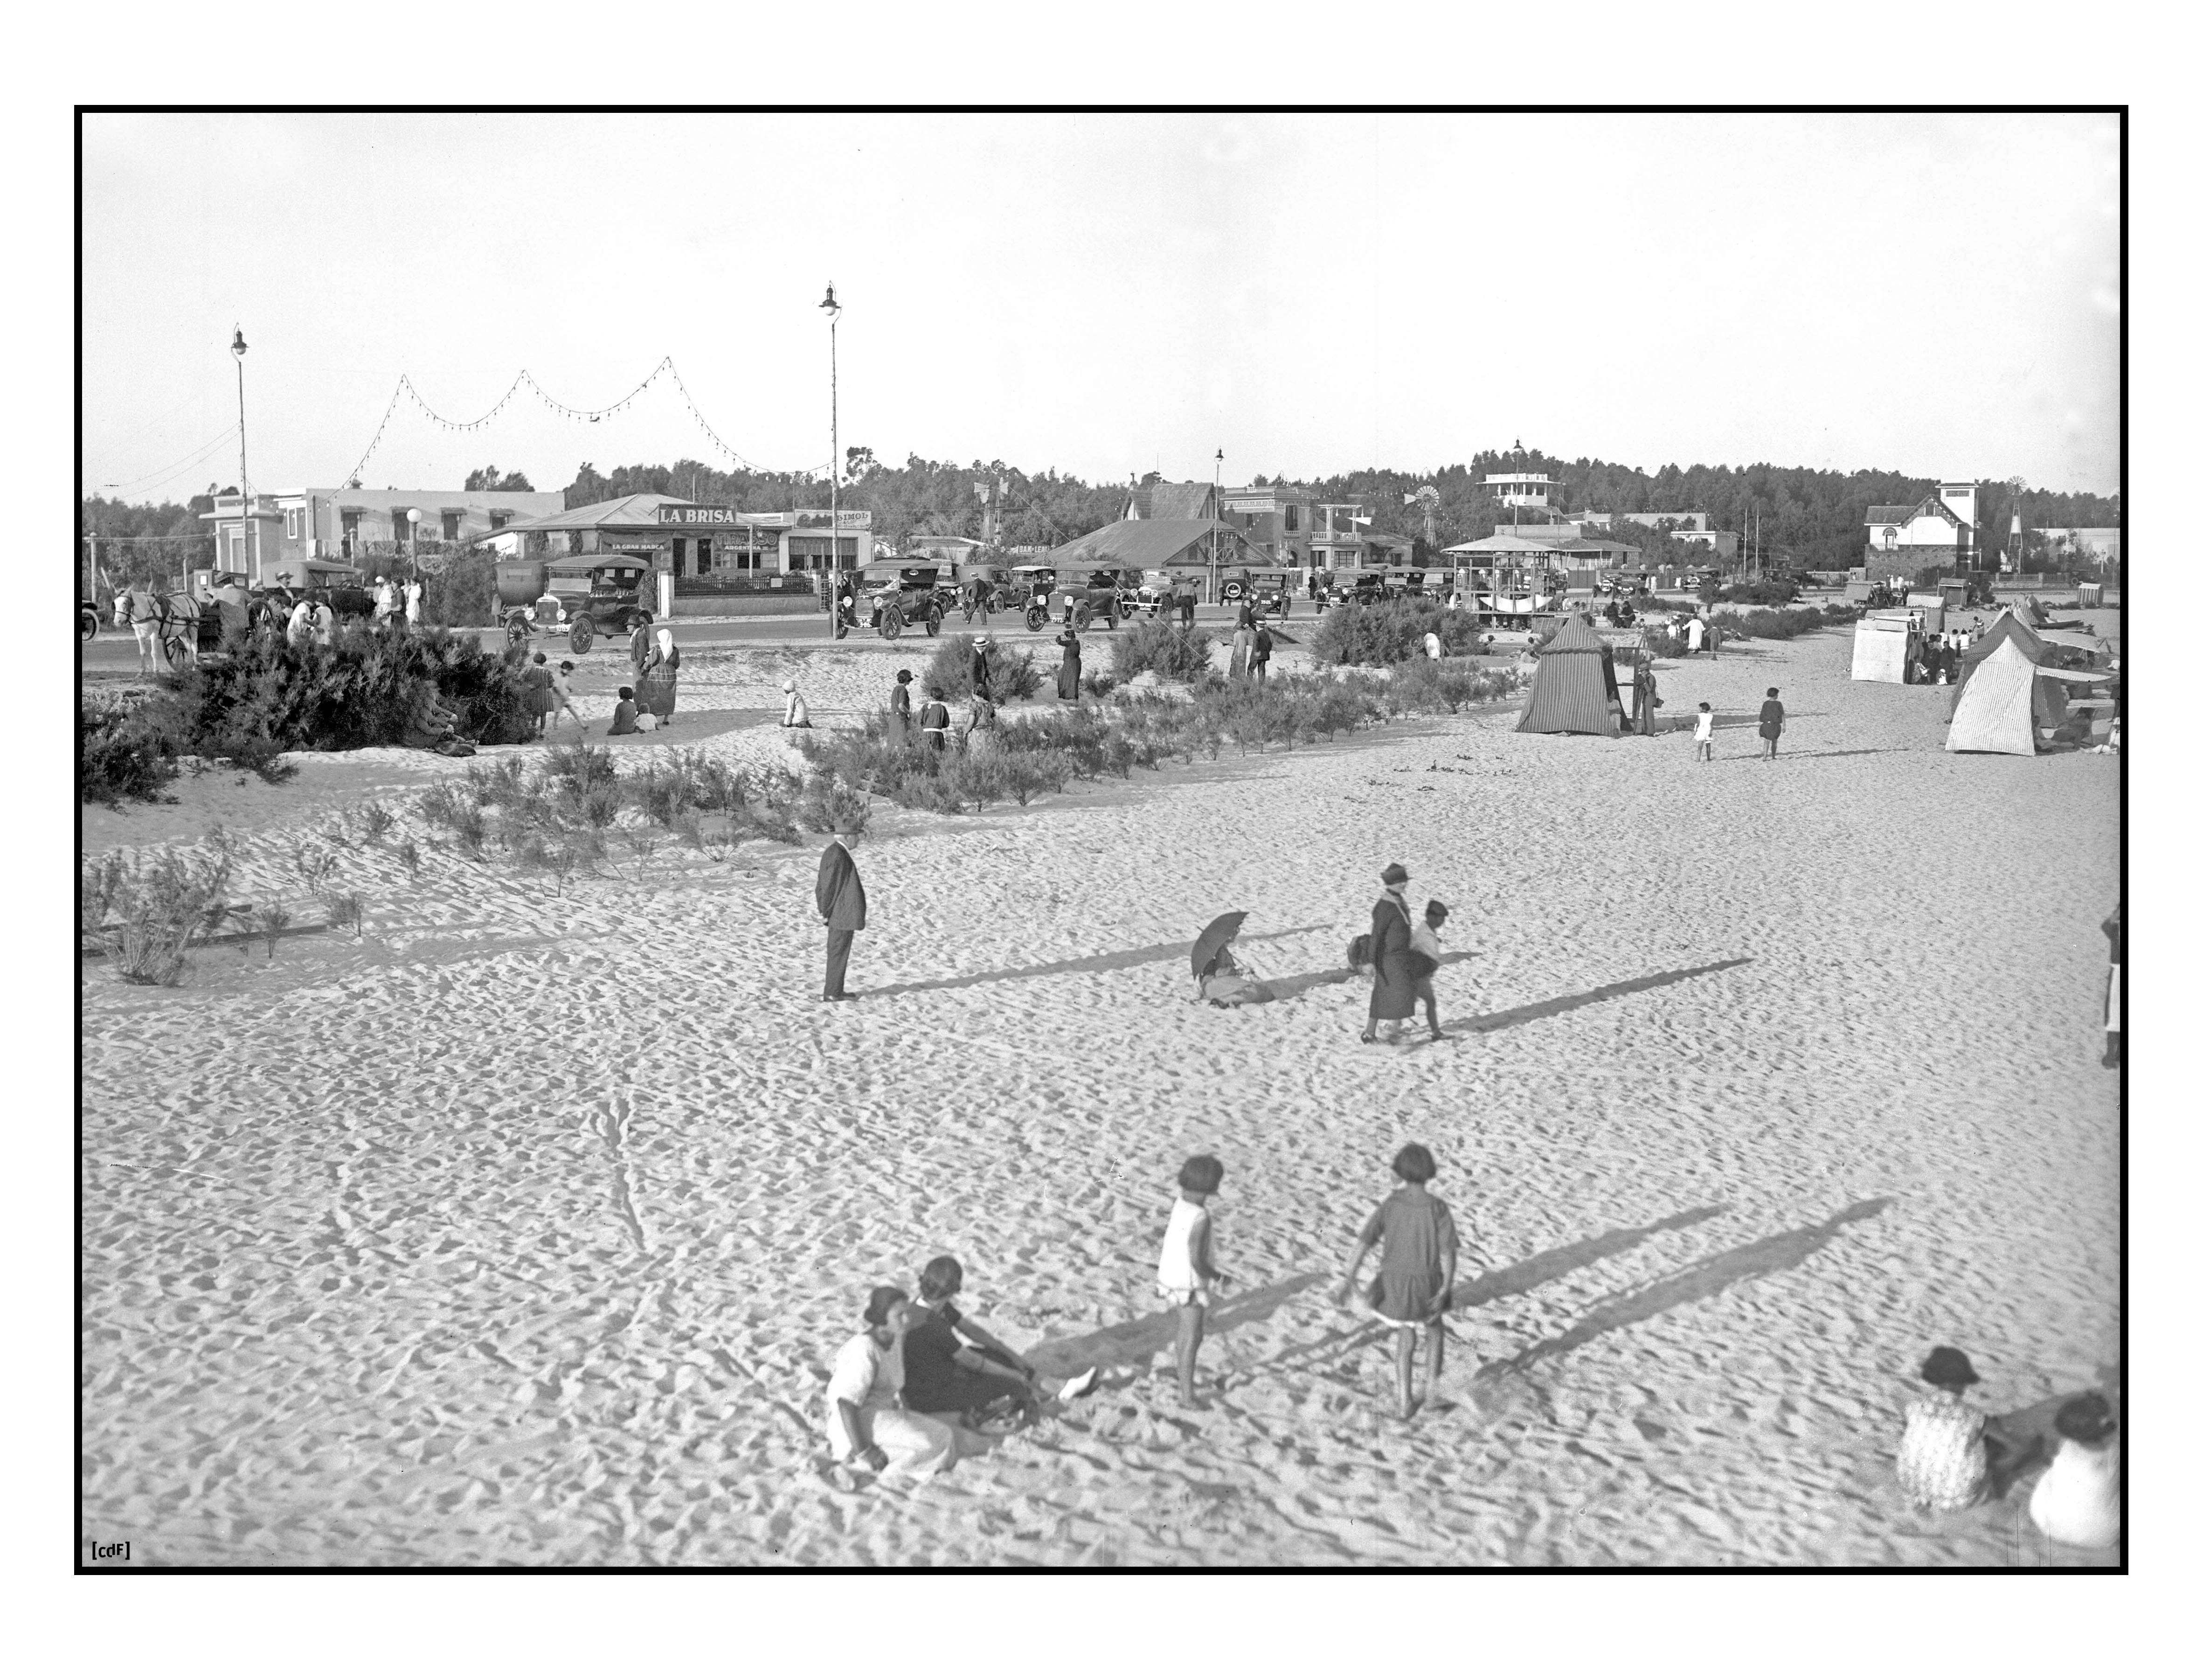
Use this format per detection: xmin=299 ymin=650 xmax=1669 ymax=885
xmin=2029 ymin=1393 xmax=2120 ymax=1550
xmin=1156 ymin=1154 xmax=1229 ymax=1407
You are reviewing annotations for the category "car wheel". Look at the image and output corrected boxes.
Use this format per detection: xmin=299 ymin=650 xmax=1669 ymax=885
xmin=880 ymin=607 xmax=903 ymax=640
xmin=569 ymin=618 xmax=596 ymax=655
xmin=1026 ymin=605 xmax=1048 ymax=632
xmin=926 ymin=608 xmax=943 ymax=637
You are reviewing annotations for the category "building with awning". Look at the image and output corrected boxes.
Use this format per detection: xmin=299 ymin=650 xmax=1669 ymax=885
xmin=202 ymin=483 xmax=563 ymax=587
xmin=1445 ymin=531 xmax=1642 ymax=587
xmin=476 ymin=495 xmax=874 ymax=579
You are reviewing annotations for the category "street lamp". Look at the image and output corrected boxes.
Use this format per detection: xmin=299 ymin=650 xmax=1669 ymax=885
xmin=231 ymin=327 xmax=253 ymax=583
xmin=1212 ymin=448 xmax=1224 ymax=603
xmin=820 ymin=284 xmax=841 ymax=608
xmin=407 ymin=508 xmax=422 ymax=572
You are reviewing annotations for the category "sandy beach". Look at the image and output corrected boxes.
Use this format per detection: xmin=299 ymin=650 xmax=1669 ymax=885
xmin=79 ymin=615 xmax=2121 ymax=1567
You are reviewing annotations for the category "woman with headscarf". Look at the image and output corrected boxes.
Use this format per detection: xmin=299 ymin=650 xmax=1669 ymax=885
xmin=636 ymin=625 xmax=680 ymax=723
xmin=1362 ymin=862 xmax=1418 ymax=1044
xmin=885 ymin=668 xmax=914 ymax=748
xmin=1055 ymin=625 xmax=1081 ymax=700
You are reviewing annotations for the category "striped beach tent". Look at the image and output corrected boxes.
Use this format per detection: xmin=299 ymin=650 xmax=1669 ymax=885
xmin=1516 ymin=614 xmax=1624 ymax=736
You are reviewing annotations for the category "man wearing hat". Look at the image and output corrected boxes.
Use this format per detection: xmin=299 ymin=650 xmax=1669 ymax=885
xmin=1363 ymin=863 xmax=1417 ymax=1043
xmin=816 ymin=821 xmax=867 ymax=1002
xmin=970 ymin=634 xmax=994 ymax=704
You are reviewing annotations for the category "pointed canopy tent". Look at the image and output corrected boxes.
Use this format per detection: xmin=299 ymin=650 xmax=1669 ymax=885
xmin=1515 ymin=614 xmax=1624 ymax=735
xmin=1946 ymin=608 xmax=2047 ymax=711
xmin=1945 ymin=638 xmax=2071 ymax=755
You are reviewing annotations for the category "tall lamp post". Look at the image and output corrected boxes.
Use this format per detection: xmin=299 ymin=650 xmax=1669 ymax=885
xmin=231 ymin=327 xmax=253 ymax=584
xmin=1211 ymin=448 xmax=1223 ymax=605
xmin=820 ymin=283 xmax=841 ymax=614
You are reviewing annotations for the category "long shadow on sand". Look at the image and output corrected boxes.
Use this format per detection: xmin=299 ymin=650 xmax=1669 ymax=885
xmin=1263 ymin=950 xmax=1479 ymax=1003
xmin=1459 ymin=957 xmax=1752 ymax=1034
xmin=1255 ymin=1205 xmax=1731 ymax=1381
xmin=1480 ymin=1198 xmax=1891 ymax=1377
xmin=1018 ymin=1273 xmax=1327 ymax=1379
xmin=861 ymin=926 xmax=1330 ymax=1000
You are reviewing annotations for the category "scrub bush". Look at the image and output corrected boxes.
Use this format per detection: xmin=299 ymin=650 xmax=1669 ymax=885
xmin=1110 ymin=620 xmax=1214 ymax=682
xmin=78 ymin=692 xmax=180 ymax=808
xmin=927 ymin=633 xmax=1042 ymax=701
xmin=1307 ymin=600 xmax=1486 ymax=667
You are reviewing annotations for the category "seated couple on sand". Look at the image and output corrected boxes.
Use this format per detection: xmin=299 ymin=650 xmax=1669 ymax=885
xmin=825 ymin=1255 xmax=1100 ymax=1480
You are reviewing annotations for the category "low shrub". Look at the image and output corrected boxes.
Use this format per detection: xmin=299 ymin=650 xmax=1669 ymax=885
xmin=94 ymin=847 xmax=236 ymax=985
xmin=1111 ymin=619 xmax=1214 ymax=682
xmin=78 ymin=693 xmax=180 ymax=809
xmin=1307 ymin=599 xmax=1488 ymax=667
xmin=1709 ymin=603 xmax=1856 ymax=641
xmin=928 ymin=632 xmax=1043 ymax=702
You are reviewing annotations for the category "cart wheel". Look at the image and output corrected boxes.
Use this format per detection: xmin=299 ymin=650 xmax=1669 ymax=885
xmin=925 ymin=608 xmax=943 ymax=637
xmin=1025 ymin=604 xmax=1048 ymax=632
xmin=505 ymin=617 xmax=530 ymax=648
xmin=569 ymin=618 xmax=596 ymax=655
xmin=80 ymin=608 xmax=99 ymax=642
xmin=162 ymin=633 xmax=193 ymax=670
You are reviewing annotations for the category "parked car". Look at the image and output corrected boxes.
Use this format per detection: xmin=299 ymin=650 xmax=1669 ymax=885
xmin=1325 ymin=571 xmax=1387 ymax=609
xmin=496 ymin=556 xmax=657 ymax=653
xmin=1133 ymin=569 xmax=1183 ymax=618
xmin=1248 ymin=571 xmax=1294 ymax=618
xmin=866 ymin=566 xmax=948 ymax=639
xmin=1047 ymin=567 xmax=1124 ymax=631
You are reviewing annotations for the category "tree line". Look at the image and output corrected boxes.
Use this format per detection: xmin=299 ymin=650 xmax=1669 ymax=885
xmin=80 ymin=445 xmax=2121 ymax=586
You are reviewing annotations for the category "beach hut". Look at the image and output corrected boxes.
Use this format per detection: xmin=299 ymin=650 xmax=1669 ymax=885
xmin=1850 ymin=615 xmax=1919 ymax=683
xmin=1516 ymin=614 xmax=1625 ymax=735
xmin=1944 ymin=639 xmax=2072 ymax=755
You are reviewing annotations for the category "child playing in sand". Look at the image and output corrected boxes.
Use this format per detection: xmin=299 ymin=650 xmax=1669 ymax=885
xmin=2028 ymin=1392 xmax=2120 ymax=1549
xmin=1157 ymin=1154 xmax=1230 ymax=1406
xmin=1336 ymin=1144 xmax=1464 ymax=1419
xmin=1693 ymin=701 xmax=1714 ymax=763
xmin=1896 ymin=1345 xmax=2002 ymax=1511
xmin=1408 ymin=900 xmax=1448 ymax=1041
xmin=549 ymin=660 xmax=587 ymax=735
xmin=608 ymin=686 xmax=641 ymax=736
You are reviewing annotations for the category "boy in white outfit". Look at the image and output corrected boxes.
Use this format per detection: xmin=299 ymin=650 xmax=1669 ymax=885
xmin=1409 ymin=899 xmax=1449 ymax=1040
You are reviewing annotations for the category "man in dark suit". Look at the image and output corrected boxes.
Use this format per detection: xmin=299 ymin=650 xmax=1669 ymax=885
xmin=816 ymin=823 xmax=867 ymax=1002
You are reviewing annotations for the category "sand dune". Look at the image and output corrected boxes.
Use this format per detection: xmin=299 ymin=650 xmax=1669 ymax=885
xmin=79 ymin=619 xmax=2121 ymax=1566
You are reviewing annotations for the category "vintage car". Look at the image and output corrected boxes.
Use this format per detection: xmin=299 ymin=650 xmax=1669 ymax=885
xmin=1324 ymin=570 xmax=1388 ymax=609
xmin=1382 ymin=569 xmax=1430 ymax=601
xmin=1045 ymin=567 xmax=1125 ymax=632
xmin=866 ymin=566 xmax=949 ymax=639
xmin=954 ymin=562 xmax=1051 ymax=628
xmin=497 ymin=557 xmax=656 ymax=652
xmin=1133 ymin=569 xmax=1185 ymax=618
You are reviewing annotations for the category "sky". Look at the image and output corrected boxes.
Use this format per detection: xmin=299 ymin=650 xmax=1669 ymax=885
xmin=79 ymin=111 xmax=2123 ymax=504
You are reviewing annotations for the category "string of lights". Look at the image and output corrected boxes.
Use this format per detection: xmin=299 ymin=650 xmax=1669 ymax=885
xmin=341 ymin=358 xmax=830 ymax=485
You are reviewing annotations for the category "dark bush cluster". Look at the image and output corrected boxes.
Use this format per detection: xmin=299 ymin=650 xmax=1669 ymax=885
xmin=1110 ymin=619 xmax=1215 ymax=682
xmin=1709 ymin=603 xmax=1858 ymax=640
xmin=1306 ymin=600 xmax=1489 ymax=667
xmin=927 ymin=632 xmax=1043 ymax=701
xmin=78 ymin=627 xmax=534 ymax=806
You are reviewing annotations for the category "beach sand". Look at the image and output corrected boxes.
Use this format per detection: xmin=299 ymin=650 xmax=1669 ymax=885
xmin=79 ymin=618 xmax=2121 ymax=1566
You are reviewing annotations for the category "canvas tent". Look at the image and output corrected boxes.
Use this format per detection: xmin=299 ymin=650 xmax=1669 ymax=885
xmin=1850 ymin=614 xmax=1919 ymax=683
xmin=1944 ymin=639 xmax=2072 ymax=755
xmin=1516 ymin=614 xmax=1625 ymax=735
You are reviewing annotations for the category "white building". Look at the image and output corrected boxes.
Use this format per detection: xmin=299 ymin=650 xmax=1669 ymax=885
xmin=1864 ymin=481 xmax=1981 ymax=576
xmin=1485 ymin=470 xmax=1555 ymax=509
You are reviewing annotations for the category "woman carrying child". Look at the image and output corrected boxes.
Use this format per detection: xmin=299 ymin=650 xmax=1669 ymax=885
xmin=1336 ymin=1144 xmax=1463 ymax=1419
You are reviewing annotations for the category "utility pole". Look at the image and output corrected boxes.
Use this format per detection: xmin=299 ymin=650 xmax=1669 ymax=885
xmin=820 ymin=284 xmax=841 ymax=606
xmin=231 ymin=327 xmax=252 ymax=584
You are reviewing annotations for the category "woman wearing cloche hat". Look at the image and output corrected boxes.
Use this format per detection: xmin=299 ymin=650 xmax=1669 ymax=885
xmin=1362 ymin=863 xmax=1417 ymax=1044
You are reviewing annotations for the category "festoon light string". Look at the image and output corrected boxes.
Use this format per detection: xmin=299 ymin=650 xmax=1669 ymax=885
xmin=339 ymin=356 xmax=831 ymax=486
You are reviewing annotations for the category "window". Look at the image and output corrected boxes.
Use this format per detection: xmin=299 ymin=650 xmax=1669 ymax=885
xmin=490 ymin=510 xmax=509 ymax=530
xmin=442 ymin=511 xmax=461 ymax=542
xmin=1285 ymin=505 xmax=1299 ymax=532
xmin=284 ymin=507 xmax=302 ymax=540
xmin=696 ymin=539 xmax=713 ymax=574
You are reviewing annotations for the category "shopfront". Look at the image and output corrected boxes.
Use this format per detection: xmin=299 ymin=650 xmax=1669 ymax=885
xmin=651 ymin=506 xmax=872 ymax=577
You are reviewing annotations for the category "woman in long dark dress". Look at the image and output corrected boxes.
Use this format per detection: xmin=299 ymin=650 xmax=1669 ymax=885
xmin=635 ymin=626 xmax=681 ymax=722
xmin=1055 ymin=628 xmax=1081 ymax=700
xmin=885 ymin=668 xmax=914 ymax=747
xmin=1363 ymin=864 xmax=1418 ymax=1043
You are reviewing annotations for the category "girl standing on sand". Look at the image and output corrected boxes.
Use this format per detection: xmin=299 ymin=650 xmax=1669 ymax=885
xmin=1758 ymin=687 xmax=1784 ymax=760
xmin=1335 ymin=1144 xmax=1466 ymax=1419
xmin=1157 ymin=1154 xmax=1230 ymax=1407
